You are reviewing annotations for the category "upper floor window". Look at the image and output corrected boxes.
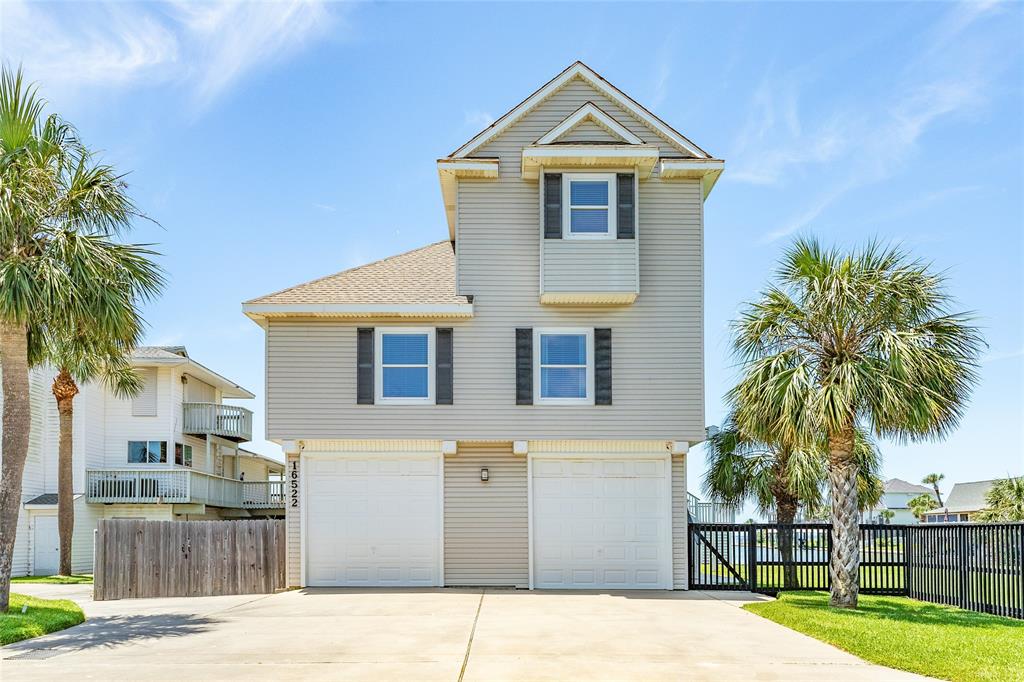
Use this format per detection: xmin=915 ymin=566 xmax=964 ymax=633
xmin=375 ymin=328 xmax=435 ymax=404
xmin=128 ymin=440 xmax=166 ymax=464
xmin=563 ymin=173 xmax=616 ymax=239
xmin=533 ymin=328 xmax=594 ymax=404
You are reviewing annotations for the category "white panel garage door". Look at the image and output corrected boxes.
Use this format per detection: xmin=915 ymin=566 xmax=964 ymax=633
xmin=305 ymin=456 xmax=440 ymax=587
xmin=532 ymin=458 xmax=670 ymax=589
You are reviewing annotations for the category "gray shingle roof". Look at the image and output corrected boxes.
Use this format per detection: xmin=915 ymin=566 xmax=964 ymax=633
xmin=25 ymin=493 xmax=58 ymax=506
xmin=941 ymin=480 xmax=998 ymax=513
xmin=884 ymin=478 xmax=934 ymax=495
xmin=246 ymin=241 xmax=468 ymax=307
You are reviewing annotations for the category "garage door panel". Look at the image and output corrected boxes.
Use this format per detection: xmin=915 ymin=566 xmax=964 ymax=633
xmin=306 ymin=455 xmax=440 ymax=587
xmin=533 ymin=457 xmax=670 ymax=589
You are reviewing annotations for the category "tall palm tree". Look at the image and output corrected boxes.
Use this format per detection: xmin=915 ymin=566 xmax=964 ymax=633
xmin=0 ymin=67 xmax=162 ymax=609
xmin=730 ymin=238 xmax=983 ymax=608
xmin=703 ymin=415 xmax=882 ymax=588
xmin=922 ymin=472 xmax=945 ymax=506
xmin=975 ymin=477 xmax=1024 ymax=522
xmin=45 ymin=332 xmax=146 ymax=576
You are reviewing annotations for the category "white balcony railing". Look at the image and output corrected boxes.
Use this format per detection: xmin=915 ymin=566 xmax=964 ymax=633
xmin=182 ymin=402 xmax=253 ymax=442
xmin=687 ymin=492 xmax=737 ymax=523
xmin=242 ymin=481 xmax=285 ymax=509
xmin=87 ymin=469 xmax=285 ymax=509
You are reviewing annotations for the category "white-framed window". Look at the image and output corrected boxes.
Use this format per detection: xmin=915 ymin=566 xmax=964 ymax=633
xmin=128 ymin=440 xmax=167 ymax=464
xmin=175 ymin=443 xmax=193 ymax=468
xmin=533 ymin=328 xmax=594 ymax=405
xmin=375 ymin=327 xmax=435 ymax=404
xmin=562 ymin=173 xmax=616 ymax=239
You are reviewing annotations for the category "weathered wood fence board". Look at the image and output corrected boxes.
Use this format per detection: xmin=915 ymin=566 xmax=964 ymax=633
xmin=94 ymin=519 xmax=286 ymax=601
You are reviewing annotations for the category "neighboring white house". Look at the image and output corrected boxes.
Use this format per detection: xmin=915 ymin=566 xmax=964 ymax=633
xmin=922 ymin=480 xmax=998 ymax=523
xmin=244 ymin=62 xmax=725 ymax=590
xmin=862 ymin=478 xmax=938 ymax=524
xmin=5 ymin=346 xmax=284 ymax=576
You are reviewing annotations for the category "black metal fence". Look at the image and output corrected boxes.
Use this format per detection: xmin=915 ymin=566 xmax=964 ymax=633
xmin=689 ymin=521 xmax=1024 ymax=619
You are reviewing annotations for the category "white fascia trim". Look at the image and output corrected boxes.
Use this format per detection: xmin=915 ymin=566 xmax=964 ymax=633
xmin=659 ymin=159 xmax=725 ymax=175
xmin=437 ymin=158 xmax=499 ymax=238
xmin=451 ymin=62 xmax=710 ymax=159
xmin=242 ymin=303 xmax=474 ymax=318
xmin=536 ymin=102 xmax=643 ymax=145
xmin=523 ymin=144 xmax=660 ymax=161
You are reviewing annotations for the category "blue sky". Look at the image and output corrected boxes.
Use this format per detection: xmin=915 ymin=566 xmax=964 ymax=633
xmin=2 ymin=1 xmax=1021 ymax=507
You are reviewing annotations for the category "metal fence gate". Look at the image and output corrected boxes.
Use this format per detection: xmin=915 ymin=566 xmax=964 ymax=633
xmin=689 ymin=522 xmax=1023 ymax=619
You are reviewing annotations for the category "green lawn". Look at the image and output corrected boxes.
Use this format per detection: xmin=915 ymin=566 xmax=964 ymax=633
xmin=1 ymin=593 xmax=85 ymax=646
xmin=744 ymin=592 xmax=1024 ymax=682
xmin=700 ymin=562 xmax=904 ymax=590
xmin=11 ymin=574 xmax=92 ymax=585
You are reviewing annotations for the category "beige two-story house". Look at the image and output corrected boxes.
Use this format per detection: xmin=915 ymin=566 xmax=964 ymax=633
xmin=244 ymin=62 xmax=723 ymax=590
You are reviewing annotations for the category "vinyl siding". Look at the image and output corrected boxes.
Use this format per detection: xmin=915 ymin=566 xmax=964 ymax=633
xmin=444 ymin=443 xmax=528 ymax=587
xmin=541 ymin=239 xmax=638 ymax=295
xmin=672 ymin=454 xmax=689 ymax=589
xmin=556 ymin=118 xmax=625 ymax=143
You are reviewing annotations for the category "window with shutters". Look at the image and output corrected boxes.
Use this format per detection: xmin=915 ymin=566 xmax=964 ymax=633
xmin=562 ymin=173 xmax=616 ymax=239
xmin=533 ymin=328 xmax=594 ymax=405
xmin=374 ymin=328 xmax=435 ymax=404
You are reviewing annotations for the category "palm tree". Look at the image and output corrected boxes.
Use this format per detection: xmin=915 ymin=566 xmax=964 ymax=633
xmin=908 ymin=493 xmax=939 ymax=520
xmin=922 ymin=472 xmax=945 ymax=506
xmin=0 ymin=67 xmax=162 ymax=608
xmin=45 ymin=332 xmax=147 ymax=575
xmin=703 ymin=415 xmax=883 ymax=588
xmin=975 ymin=477 xmax=1024 ymax=522
xmin=878 ymin=509 xmax=895 ymax=524
xmin=730 ymin=238 xmax=983 ymax=608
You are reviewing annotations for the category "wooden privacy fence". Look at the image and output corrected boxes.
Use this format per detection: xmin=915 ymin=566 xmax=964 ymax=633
xmin=94 ymin=519 xmax=286 ymax=601
xmin=690 ymin=522 xmax=1024 ymax=619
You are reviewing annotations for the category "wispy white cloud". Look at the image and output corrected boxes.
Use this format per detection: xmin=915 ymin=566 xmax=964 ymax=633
xmin=648 ymin=32 xmax=676 ymax=110
xmin=464 ymin=110 xmax=495 ymax=130
xmin=0 ymin=0 xmax=342 ymax=111
xmin=313 ymin=203 xmax=337 ymax=212
xmin=982 ymin=347 xmax=1024 ymax=364
xmin=743 ymin=1 xmax=1011 ymax=243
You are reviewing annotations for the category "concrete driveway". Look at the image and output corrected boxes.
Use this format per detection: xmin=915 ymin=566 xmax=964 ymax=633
xmin=3 ymin=585 xmax=926 ymax=681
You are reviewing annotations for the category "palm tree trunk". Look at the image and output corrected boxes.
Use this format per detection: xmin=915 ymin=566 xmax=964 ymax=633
xmin=775 ymin=494 xmax=799 ymax=589
xmin=0 ymin=320 xmax=31 ymax=612
xmin=52 ymin=369 xmax=79 ymax=577
xmin=933 ymin=485 xmax=943 ymax=507
xmin=828 ymin=424 xmax=860 ymax=609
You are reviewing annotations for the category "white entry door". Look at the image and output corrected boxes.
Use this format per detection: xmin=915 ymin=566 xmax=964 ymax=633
xmin=33 ymin=515 xmax=60 ymax=576
xmin=305 ymin=456 xmax=441 ymax=587
xmin=532 ymin=458 xmax=671 ymax=589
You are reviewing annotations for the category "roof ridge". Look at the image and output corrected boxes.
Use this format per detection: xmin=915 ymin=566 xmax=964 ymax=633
xmin=244 ymin=240 xmax=452 ymax=305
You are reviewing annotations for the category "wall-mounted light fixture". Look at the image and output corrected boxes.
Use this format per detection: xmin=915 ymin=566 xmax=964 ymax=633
xmin=480 ymin=467 xmax=489 ymax=482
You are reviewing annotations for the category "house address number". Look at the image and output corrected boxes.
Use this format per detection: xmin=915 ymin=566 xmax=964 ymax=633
xmin=290 ymin=461 xmax=299 ymax=508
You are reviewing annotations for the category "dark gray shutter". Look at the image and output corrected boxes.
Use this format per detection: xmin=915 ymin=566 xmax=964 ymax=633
xmin=436 ymin=328 xmax=453 ymax=405
xmin=516 ymin=328 xmax=533 ymax=405
xmin=617 ymin=174 xmax=635 ymax=239
xmin=357 ymin=328 xmax=374 ymax=404
xmin=544 ymin=173 xmax=562 ymax=239
xmin=595 ymin=328 xmax=612 ymax=405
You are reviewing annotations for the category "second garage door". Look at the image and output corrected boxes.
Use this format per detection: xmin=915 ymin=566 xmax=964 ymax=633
xmin=305 ymin=456 xmax=440 ymax=587
xmin=532 ymin=457 xmax=671 ymax=589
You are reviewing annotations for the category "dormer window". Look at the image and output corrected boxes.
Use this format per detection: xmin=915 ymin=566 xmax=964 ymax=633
xmin=564 ymin=173 xmax=616 ymax=239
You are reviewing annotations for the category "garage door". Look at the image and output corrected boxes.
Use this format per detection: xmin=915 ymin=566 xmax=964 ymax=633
xmin=305 ymin=456 xmax=440 ymax=587
xmin=532 ymin=458 xmax=670 ymax=589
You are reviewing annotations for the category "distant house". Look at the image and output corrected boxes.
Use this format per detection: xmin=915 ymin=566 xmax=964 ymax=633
xmin=922 ymin=480 xmax=997 ymax=523
xmin=862 ymin=478 xmax=937 ymax=524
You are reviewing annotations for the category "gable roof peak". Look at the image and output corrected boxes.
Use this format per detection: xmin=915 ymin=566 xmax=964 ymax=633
xmin=536 ymin=101 xmax=644 ymax=146
xmin=448 ymin=60 xmax=712 ymax=160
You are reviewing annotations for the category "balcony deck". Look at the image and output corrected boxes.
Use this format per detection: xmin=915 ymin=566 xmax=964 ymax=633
xmin=86 ymin=468 xmax=283 ymax=510
xmin=182 ymin=402 xmax=253 ymax=442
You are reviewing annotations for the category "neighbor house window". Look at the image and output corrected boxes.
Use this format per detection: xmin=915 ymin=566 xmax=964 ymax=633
xmin=175 ymin=443 xmax=193 ymax=468
xmin=563 ymin=173 xmax=616 ymax=238
xmin=534 ymin=329 xmax=594 ymax=404
xmin=128 ymin=440 xmax=167 ymax=464
xmin=375 ymin=328 xmax=435 ymax=403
